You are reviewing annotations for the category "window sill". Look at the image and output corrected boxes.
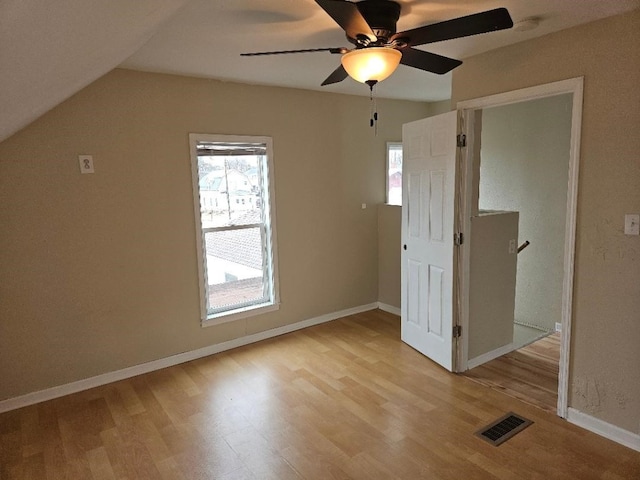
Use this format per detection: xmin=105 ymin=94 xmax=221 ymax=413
xmin=201 ymin=302 xmax=280 ymax=328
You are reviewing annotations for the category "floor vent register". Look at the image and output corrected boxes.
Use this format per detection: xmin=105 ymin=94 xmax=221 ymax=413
xmin=475 ymin=412 xmax=533 ymax=446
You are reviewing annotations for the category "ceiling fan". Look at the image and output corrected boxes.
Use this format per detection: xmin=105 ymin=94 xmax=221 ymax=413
xmin=241 ymin=0 xmax=513 ymax=87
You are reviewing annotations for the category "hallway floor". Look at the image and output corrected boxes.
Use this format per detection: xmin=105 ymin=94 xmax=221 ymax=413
xmin=464 ymin=333 xmax=561 ymax=413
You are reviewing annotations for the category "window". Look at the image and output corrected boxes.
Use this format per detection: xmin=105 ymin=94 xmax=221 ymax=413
xmin=386 ymin=142 xmax=403 ymax=206
xmin=189 ymin=134 xmax=279 ymax=325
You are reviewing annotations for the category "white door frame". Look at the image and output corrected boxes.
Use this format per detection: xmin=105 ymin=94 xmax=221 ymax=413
xmin=455 ymin=77 xmax=584 ymax=418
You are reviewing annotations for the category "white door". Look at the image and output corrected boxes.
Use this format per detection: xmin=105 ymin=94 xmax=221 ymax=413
xmin=401 ymin=111 xmax=458 ymax=371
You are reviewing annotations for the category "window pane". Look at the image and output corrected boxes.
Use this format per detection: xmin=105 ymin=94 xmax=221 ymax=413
xmin=387 ymin=143 xmax=403 ymax=206
xmin=198 ymin=155 xmax=263 ymax=229
xmin=191 ymin=134 xmax=279 ymax=324
xmin=204 ymin=227 xmax=266 ymax=310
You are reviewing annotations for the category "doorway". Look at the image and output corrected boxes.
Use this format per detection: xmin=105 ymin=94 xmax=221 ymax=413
xmin=462 ymin=95 xmax=573 ymax=413
xmin=399 ymin=78 xmax=583 ymax=417
xmin=456 ymin=77 xmax=584 ymax=418
xmin=480 ymin=94 xmax=572 ymax=348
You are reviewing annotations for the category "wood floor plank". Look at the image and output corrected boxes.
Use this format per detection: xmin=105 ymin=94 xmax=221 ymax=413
xmin=1 ymin=312 xmax=638 ymax=479
xmin=86 ymin=446 xmax=117 ymax=480
xmin=464 ymin=332 xmax=561 ymax=412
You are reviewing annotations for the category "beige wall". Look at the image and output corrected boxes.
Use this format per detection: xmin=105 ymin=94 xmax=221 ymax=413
xmin=377 ymin=205 xmax=401 ymax=308
xmin=453 ymin=10 xmax=640 ymax=434
xmin=0 ymin=68 xmax=431 ymax=401
xmin=468 ymin=212 xmax=518 ymax=359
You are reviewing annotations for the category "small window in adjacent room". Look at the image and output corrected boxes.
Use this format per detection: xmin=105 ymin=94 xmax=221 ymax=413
xmin=189 ymin=134 xmax=280 ymax=326
xmin=386 ymin=142 xmax=403 ymax=206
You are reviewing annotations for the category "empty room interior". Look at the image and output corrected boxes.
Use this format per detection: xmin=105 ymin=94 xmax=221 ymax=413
xmin=1 ymin=1 xmax=639 ymax=478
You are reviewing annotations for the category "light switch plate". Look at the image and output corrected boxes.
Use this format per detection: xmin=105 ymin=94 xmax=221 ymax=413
xmin=79 ymin=155 xmax=94 ymax=174
xmin=624 ymin=214 xmax=639 ymax=235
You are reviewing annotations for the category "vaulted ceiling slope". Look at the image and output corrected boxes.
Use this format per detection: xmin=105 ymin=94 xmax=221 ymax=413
xmin=0 ymin=0 xmax=191 ymax=143
xmin=2 ymin=0 xmax=639 ymax=144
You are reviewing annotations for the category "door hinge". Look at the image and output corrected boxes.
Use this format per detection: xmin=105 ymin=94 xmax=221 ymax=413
xmin=453 ymin=325 xmax=462 ymax=338
xmin=457 ymin=133 xmax=467 ymax=148
xmin=454 ymin=232 xmax=464 ymax=246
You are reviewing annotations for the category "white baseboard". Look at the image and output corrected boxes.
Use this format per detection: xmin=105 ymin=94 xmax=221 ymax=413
xmin=567 ymin=408 xmax=640 ymax=452
xmin=0 ymin=302 xmax=378 ymax=414
xmin=466 ymin=343 xmax=515 ymax=370
xmin=377 ymin=302 xmax=400 ymax=316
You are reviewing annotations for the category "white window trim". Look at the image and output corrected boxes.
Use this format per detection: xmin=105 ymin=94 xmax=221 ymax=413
xmin=189 ymin=133 xmax=280 ymax=327
xmin=386 ymin=141 xmax=403 ymax=206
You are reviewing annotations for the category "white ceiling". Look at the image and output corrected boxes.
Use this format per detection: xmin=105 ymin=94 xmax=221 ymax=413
xmin=122 ymin=0 xmax=640 ymax=102
xmin=1 ymin=0 xmax=638 ymax=143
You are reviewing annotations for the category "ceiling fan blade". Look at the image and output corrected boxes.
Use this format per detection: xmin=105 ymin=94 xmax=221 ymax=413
xmin=315 ymin=0 xmax=376 ymax=42
xmin=241 ymin=47 xmax=347 ymax=56
xmin=321 ymin=64 xmax=349 ymax=86
xmin=400 ymin=47 xmax=462 ymax=75
xmin=392 ymin=8 xmax=513 ymax=47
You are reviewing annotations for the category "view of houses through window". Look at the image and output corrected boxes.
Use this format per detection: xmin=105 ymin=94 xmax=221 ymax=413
xmin=190 ymin=135 xmax=278 ymax=322
xmin=387 ymin=142 xmax=403 ymax=206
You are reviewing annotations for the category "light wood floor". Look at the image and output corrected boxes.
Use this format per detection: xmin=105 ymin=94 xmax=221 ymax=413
xmin=464 ymin=333 xmax=561 ymax=413
xmin=1 ymin=310 xmax=638 ymax=479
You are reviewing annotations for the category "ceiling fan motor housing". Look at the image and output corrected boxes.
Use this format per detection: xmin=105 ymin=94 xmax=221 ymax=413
xmin=354 ymin=0 xmax=401 ymax=45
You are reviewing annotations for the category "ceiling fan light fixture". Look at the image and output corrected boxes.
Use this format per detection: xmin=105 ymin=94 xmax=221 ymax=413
xmin=341 ymin=47 xmax=402 ymax=84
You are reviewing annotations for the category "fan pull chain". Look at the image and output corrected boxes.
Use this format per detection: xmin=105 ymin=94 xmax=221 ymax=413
xmin=366 ymin=80 xmax=378 ymax=135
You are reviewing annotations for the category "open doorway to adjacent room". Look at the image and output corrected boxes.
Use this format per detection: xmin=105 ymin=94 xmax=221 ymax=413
xmin=457 ymin=78 xmax=583 ymax=416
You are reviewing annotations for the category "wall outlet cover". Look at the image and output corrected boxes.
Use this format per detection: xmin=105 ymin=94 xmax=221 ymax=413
xmin=624 ymin=214 xmax=639 ymax=235
xmin=79 ymin=155 xmax=94 ymax=174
